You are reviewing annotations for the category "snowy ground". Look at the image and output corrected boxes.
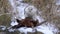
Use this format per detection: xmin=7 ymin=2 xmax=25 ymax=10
xmin=4 ymin=0 xmax=60 ymax=34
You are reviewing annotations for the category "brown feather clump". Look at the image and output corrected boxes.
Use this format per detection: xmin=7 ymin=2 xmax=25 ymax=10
xmin=12 ymin=17 xmax=38 ymax=29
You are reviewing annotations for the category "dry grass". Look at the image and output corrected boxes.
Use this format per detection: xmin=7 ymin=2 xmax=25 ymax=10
xmin=0 ymin=0 xmax=12 ymax=14
xmin=0 ymin=14 xmax=11 ymax=26
xmin=0 ymin=0 xmax=12 ymax=26
xmin=0 ymin=0 xmax=60 ymax=34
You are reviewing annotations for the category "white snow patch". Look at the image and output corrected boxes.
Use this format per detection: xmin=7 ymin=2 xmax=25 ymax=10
xmin=36 ymin=23 xmax=59 ymax=34
xmin=8 ymin=28 xmax=16 ymax=32
xmin=11 ymin=21 xmax=18 ymax=26
xmin=18 ymin=27 xmax=35 ymax=34
xmin=56 ymin=0 xmax=60 ymax=5
xmin=33 ymin=15 xmax=44 ymax=23
xmin=0 ymin=26 xmax=6 ymax=30
xmin=16 ymin=6 xmax=26 ymax=19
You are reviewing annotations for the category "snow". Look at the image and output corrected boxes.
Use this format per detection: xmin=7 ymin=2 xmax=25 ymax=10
xmin=36 ymin=23 xmax=59 ymax=34
xmin=8 ymin=28 xmax=16 ymax=32
xmin=33 ymin=15 xmax=44 ymax=23
xmin=18 ymin=27 xmax=35 ymax=34
xmin=56 ymin=0 xmax=60 ymax=5
xmin=10 ymin=21 xmax=59 ymax=34
xmin=16 ymin=6 xmax=26 ymax=19
xmin=11 ymin=21 xmax=18 ymax=26
xmin=9 ymin=0 xmax=16 ymax=11
xmin=0 ymin=26 xmax=6 ymax=30
xmin=9 ymin=0 xmax=15 ymax=7
xmin=8 ymin=0 xmax=59 ymax=34
xmin=36 ymin=25 xmax=54 ymax=34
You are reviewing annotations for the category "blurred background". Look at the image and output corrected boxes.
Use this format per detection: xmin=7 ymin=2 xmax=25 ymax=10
xmin=0 ymin=0 xmax=60 ymax=34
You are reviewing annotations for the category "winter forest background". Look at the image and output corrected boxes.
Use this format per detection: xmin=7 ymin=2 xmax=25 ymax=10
xmin=0 ymin=0 xmax=60 ymax=34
